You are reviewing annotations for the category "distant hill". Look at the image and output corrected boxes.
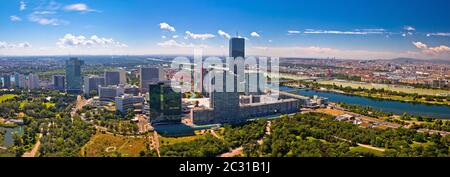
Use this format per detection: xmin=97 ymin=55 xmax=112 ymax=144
xmin=389 ymin=57 xmax=450 ymax=64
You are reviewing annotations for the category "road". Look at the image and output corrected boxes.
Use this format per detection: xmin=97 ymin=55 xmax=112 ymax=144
xmin=153 ymin=131 xmax=161 ymax=157
xmin=22 ymin=134 xmax=43 ymax=157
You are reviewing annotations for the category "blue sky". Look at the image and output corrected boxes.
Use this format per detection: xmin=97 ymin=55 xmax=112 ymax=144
xmin=1 ymin=0 xmax=450 ymax=59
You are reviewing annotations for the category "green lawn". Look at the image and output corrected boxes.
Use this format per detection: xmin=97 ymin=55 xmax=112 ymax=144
xmin=159 ymin=135 xmax=202 ymax=146
xmin=0 ymin=94 xmax=17 ymax=103
xmin=350 ymin=146 xmax=385 ymax=157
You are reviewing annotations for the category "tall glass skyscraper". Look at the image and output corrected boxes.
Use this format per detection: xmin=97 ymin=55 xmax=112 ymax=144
xmin=209 ymin=37 xmax=245 ymax=123
xmin=229 ymin=37 xmax=245 ymax=58
xmin=65 ymin=57 xmax=84 ymax=94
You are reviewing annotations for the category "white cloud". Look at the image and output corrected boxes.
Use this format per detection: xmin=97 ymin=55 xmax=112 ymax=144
xmin=56 ymin=34 xmax=128 ymax=48
xmin=427 ymin=33 xmax=450 ymax=37
xmin=0 ymin=41 xmax=31 ymax=49
xmin=157 ymin=39 xmax=208 ymax=48
xmin=304 ymin=29 xmax=385 ymax=35
xmin=162 ymin=35 xmax=167 ymax=39
xmin=218 ymin=30 xmax=231 ymax=39
xmin=403 ymin=26 xmax=416 ymax=31
xmin=10 ymin=16 xmax=22 ymax=22
xmin=185 ymin=31 xmax=215 ymax=40
xmin=172 ymin=35 xmax=179 ymax=39
xmin=20 ymin=1 xmax=26 ymax=11
xmin=64 ymin=3 xmax=97 ymax=13
xmin=159 ymin=22 xmax=176 ymax=32
xmin=413 ymin=42 xmax=427 ymax=50
xmin=288 ymin=30 xmax=301 ymax=34
xmin=402 ymin=33 xmax=407 ymax=37
xmin=28 ymin=11 xmax=67 ymax=26
xmin=413 ymin=41 xmax=450 ymax=56
xmin=250 ymin=32 xmax=260 ymax=37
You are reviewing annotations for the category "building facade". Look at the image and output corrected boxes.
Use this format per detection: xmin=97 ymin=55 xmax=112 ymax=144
xmin=53 ymin=75 xmax=65 ymax=91
xmin=149 ymin=82 xmax=182 ymax=123
xmin=65 ymin=58 xmax=84 ymax=93
xmin=140 ymin=67 xmax=164 ymax=93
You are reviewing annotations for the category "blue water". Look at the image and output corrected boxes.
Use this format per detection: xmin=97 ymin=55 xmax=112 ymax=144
xmin=280 ymin=86 xmax=450 ymax=119
xmin=0 ymin=126 xmax=23 ymax=147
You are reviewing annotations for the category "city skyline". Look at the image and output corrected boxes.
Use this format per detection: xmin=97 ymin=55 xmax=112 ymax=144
xmin=1 ymin=0 xmax=450 ymax=60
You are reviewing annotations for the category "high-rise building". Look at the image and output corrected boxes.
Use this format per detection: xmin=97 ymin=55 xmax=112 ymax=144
xmin=27 ymin=73 xmax=40 ymax=89
xmin=65 ymin=57 xmax=84 ymax=94
xmin=2 ymin=75 xmax=11 ymax=88
xmin=229 ymin=37 xmax=245 ymax=59
xmin=140 ymin=67 xmax=164 ymax=93
xmin=84 ymin=75 xmax=105 ymax=95
xmin=119 ymin=69 xmax=127 ymax=84
xmin=209 ymin=37 xmax=245 ymax=122
xmin=53 ymin=75 xmax=65 ymax=91
xmin=104 ymin=71 xmax=120 ymax=86
xmin=17 ymin=74 xmax=27 ymax=89
xmin=149 ymin=81 xmax=182 ymax=123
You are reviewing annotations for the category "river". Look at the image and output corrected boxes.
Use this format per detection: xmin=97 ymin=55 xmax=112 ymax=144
xmin=280 ymin=86 xmax=450 ymax=119
xmin=0 ymin=126 xmax=24 ymax=147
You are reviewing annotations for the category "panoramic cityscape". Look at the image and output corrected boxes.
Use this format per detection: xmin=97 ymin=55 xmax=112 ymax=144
xmin=1 ymin=0 xmax=450 ymax=160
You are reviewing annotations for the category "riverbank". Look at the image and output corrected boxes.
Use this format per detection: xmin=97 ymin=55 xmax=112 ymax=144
xmin=280 ymin=86 xmax=450 ymax=119
xmin=284 ymin=81 xmax=450 ymax=106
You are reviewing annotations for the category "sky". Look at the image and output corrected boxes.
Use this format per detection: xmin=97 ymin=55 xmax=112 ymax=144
xmin=1 ymin=0 xmax=450 ymax=60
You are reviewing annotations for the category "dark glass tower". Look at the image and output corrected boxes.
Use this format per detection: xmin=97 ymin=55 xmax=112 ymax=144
xmin=65 ymin=57 xmax=84 ymax=94
xmin=149 ymin=82 xmax=182 ymax=117
xmin=210 ymin=37 xmax=245 ymax=123
xmin=229 ymin=37 xmax=245 ymax=58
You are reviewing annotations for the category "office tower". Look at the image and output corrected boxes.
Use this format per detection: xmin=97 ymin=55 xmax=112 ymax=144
xmin=18 ymin=74 xmax=27 ymax=89
xmin=13 ymin=73 xmax=20 ymax=88
xmin=65 ymin=57 xmax=84 ymax=94
xmin=209 ymin=37 xmax=245 ymax=122
xmin=229 ymin=37 xmax=245 ymax=59
xmin=27 ymin=73 xmax=40 ymax=89
xmin=53 ymin=75 xmax=65 ymax=91
xmin=119 ymin=69 xmax=127 ymax=84
xmin=104 ymin=71 xmax=120 ymax=86
xmin=149 ymin=82 xmax=182 ymax=117
xmin=84 ymin=75 xmax=105 ymax=95
xmin=2 ymin=75 xmax=11 ymax=88
xmin=99 ymin=85 xmax=125 ymax=101
xmin=140 ymin=67 xmax=164 ymax=93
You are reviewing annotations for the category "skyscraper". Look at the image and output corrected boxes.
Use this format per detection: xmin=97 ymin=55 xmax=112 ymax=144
xmin=149 ymin=81 xmax=182 ymax=123
xmin=2 ymin=75 xmax=11 ymax=88
xmin=65 ymin=58 xmax=84 ymax=94
xmin=27 ymin=73 xmax=40 ymax=89
xmin=104 ymin=71 xmax=120 ymax=86
xmin=209 ymin=37 xmax=245 ymax=123
xmin=229 ymin=37 xmax=245 ymax=58
xmin=119 ymin=69 xmax=127 ymax=84
xmin=53 ymin=75 xmax=65 ymax=91
xmin=140 ymin=67 xmax=164 ymax=93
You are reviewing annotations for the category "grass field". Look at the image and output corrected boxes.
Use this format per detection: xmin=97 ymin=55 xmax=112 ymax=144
xmin=319 ymin=80 xmax=450 ymax=96
xmin=81 ymin=133 xmax=149 ymax=157
xmin=350 ymin=146 xmax=384 ymax=157
xmin=159 ymin=134 xmax=202 ymax=146
xmin=0 ymin=94 xmax=17 ymax=103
